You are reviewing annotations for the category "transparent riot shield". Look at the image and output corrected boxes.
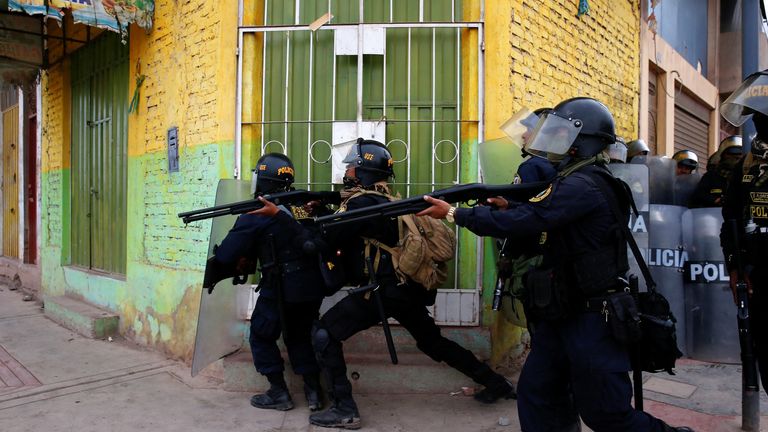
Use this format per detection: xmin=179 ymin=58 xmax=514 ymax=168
xmin=633 ymin=156 xmax=677 ymax=205
xmin=609 ymin=164 xmax=650 ymax=280
xmin=191 ymin=180 xmax=253 ymax=376
xmin=682 ymin=208 xmax=739 ymax=363
xmin=479 ymin=136 xmax=524 ymax=184
xmin=648 ymin=204 xmax=688 ymax=355
xmin=673 ymin=172 xmax=702 ymax=207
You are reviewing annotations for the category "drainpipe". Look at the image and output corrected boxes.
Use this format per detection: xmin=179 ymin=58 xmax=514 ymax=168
xmin=742 ymin=0 xmax=760 ymax=153
xmin=234 ymin=0 xmax=244 ymax=179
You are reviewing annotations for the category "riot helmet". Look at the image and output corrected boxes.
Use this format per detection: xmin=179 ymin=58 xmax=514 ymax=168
xmin=524 ymin=97 xmax=615 ymax=159
xmin=720 ymin=70 xmax=768 ymax=128
xmin=672 ymin=150 xmax=698 ymax=175
xmin=342 ymin=138 xmax=394 ymax=187
xmin=627 ymin=139 xmax=650 ymax=161
xmin=607 ymin=137 xmax=628 ymax=163
xmin=716 ymin=135 xmax=743 ymax=173
xmin=251 ymin=153 xmax=295 ymax=196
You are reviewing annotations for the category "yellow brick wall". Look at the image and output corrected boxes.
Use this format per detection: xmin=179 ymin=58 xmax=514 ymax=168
xmin=128 ymin=0 xmax=237 ymax=157
xmin=485 ymin=0 xmax=640 ymax=141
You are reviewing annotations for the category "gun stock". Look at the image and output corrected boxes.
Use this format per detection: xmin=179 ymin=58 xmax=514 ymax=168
xmin=202 ymin=256 xmax=250 ymax=294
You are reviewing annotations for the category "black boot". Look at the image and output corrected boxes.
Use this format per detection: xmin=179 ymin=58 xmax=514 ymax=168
xmin=309 ymin=400 xmax=361 ymax=430
xmin=303 ymin=373 xmax=323 ymax=412
xmin=250 ymin=373 xmax=294 ymax=411
xmin=660 ymin=421 xmax=695 ymax=432
xmin=470 ymin=364 xmax=517 ymax=403
xmin=309 ymin=380 xmax=360 ymax=429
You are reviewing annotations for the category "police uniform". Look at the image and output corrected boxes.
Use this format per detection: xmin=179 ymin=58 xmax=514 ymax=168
xmin=721 ymin=156 xmax=768 ymax=394
xmin=214 ymin=206 xmax=325 ymax=383
xmin=456 ymin=163 xmax=683 ymax=431
xmin=689 ymin=170 xmax=727 ymax=208
xmin=313 ymin=192 xmax=512 ymax=418
xmin=514 ymin=156 xmax=558 ymax=185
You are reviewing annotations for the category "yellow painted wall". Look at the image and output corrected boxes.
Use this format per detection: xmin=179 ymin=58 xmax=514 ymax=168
xmin=484 ymin=0 xmax=641 ymax=368
xmin=485 ymin=0 xmax=640 ymax=141
xmin=40 ymin=0 xmax=240 ymax=361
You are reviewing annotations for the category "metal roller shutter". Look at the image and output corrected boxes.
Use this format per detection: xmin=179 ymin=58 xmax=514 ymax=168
xmin=674 ymin=105 xmax=709 ymax=167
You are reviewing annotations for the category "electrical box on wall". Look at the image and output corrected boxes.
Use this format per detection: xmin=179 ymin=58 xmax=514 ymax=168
xmin=167 ymin=126 xmax=179 ymax=173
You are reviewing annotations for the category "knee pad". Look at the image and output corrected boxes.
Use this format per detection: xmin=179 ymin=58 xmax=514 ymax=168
xmin=312 ymin=322 xmax=331 ymax=354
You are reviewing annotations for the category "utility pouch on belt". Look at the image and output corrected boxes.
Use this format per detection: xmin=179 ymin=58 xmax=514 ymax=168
xmin=605 ymin=292 xmax=642 ymax=344
xmin=524 ymin=267 xmax=567 ymax=320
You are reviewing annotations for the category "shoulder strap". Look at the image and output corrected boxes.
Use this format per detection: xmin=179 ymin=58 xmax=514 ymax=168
xmin=589 ymin=167 xmax=657 ymax=293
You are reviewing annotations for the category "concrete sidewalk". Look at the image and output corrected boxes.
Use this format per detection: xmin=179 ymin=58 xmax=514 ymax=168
xmin=0 ymin=287 xmax=765 ymax=432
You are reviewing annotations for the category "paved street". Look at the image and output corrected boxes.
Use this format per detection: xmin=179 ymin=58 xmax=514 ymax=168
xmin=0 ymin=287 xmax=766 ymax=431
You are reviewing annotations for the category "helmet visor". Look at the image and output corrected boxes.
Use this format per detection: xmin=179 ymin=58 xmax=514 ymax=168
xmin=607 ymin=142 xmax=628 ymax=163
xmin=524 ymin=112 xmax=583 ymax=157
xmin=341 ymin=139 xmax=362 ymax=165
xmin=250 ymin=171 xmax=258 ymax=196
xmin=721 ymin=72 xmax=768 ymax=126
xmin=500 ymin=107 xmax=541 ymax=149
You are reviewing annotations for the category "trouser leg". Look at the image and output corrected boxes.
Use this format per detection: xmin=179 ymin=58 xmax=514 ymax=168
xmin=248 ymin=296 xmax=284 ymax=375
xmin=565 ymin=313 xmax=674 ymax=432
xmin=516 ymin=320 xmax=581 ymax=432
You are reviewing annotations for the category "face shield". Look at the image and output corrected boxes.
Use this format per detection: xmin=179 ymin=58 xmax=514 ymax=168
xmin=341 ymin=139 xmax=363 ymax=166
xmin=250 ymin=170 xmax=259 ymax=196
xmin=523 ymin=112 xmax=583 ymax=158
xmin=500 ymin=108 xmax=542 ymax=149
xmin=721 ymin=71 xmax=768 ymax=126
xmin=607 ymin=141 xmax=628 ymax=163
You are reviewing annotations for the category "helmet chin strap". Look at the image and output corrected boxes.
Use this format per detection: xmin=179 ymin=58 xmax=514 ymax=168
xmin=342 ymin=175 xmax=362 ymax=188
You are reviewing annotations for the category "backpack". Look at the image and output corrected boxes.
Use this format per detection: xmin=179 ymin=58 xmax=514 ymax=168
xmin=343 ymin=190 xmax=457 ymax=290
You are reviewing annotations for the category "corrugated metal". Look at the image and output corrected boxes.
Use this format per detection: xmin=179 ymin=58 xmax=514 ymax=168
xmin=258 ymin=0 xmax=463 ymax=289
xmin=2 ymin=105 xmax=19 ymax=258
xmin=674 ymin=105 xmax=709 ymax=166
xmin=70 ymin=32 xmax=128 ymax=274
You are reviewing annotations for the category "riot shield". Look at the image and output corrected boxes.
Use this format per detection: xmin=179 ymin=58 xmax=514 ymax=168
xmin=633 ymin=156 xmax=677 ymax=205
xmin=479 ymin=136 xmax=524 ymax=184
xmin=609 ymin=164 xmax=650 ymax=280
xmin=682 ymin=208 xmax=739 ymax=363
xmin=648 ymin=204 xmax=688 ymax=355
xmin=191 ymin=180 xmax=253 ymax=376
xmin=673 ymin=172 xmax=702 ymax=207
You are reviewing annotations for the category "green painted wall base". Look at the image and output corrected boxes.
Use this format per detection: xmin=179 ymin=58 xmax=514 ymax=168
xmin=43 ymin=295 xmax=120 ymax=339
xmin=223 ymin=350 xmax=479 ymax=394
xmin=221 ymin=326 xmax=495 ymax=393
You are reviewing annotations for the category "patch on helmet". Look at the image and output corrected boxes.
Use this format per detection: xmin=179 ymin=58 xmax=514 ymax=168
xmin=277 ymin=166 xmax=295 ymax=176
xmin=529 ymin=184 xmax=553 ymax=203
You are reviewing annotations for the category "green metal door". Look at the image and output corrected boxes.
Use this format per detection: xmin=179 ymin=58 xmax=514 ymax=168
xmin=70 ymin=32 xmax=129 ymax=274
xmin=240 ymin=1 xmax=484 ymax=324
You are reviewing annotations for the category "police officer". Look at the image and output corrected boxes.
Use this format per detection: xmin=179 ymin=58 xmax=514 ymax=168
xmin=672 ymin=150 xmax=699 ymax=176
xmin=689 ymin=136 xmax=742 ymax=208
xmin=419 ymin=97 xmax=694 ymax=432
xmin=719 ymin=69 xmax=768 ymax=396
xmin=627 ymin=139 xmax=650 ymax=162
xmin=277 ymin=139 xmax=514 ymax=429
xmin=214 ymin=153 xmax=326 ymax=412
